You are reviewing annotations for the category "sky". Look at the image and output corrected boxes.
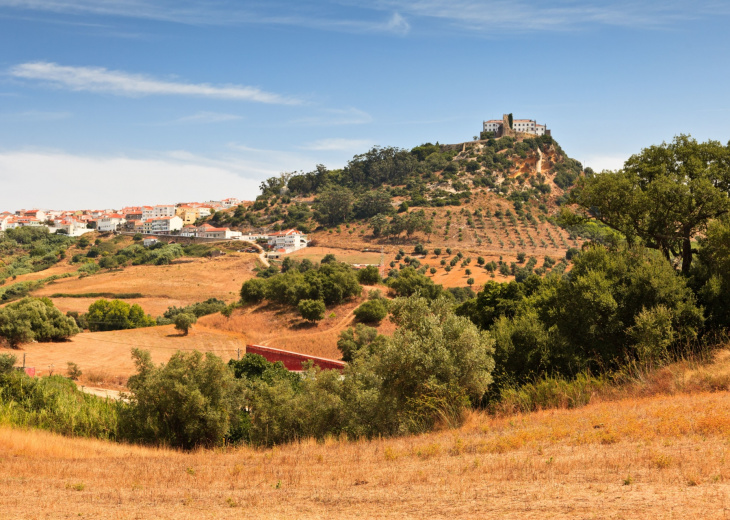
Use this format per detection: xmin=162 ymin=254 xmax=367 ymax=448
xmin=0 ymin=0 xmax=729 ymax=210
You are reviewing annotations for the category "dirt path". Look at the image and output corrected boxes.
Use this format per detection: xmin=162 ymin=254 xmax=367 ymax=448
xmin=536 ymin=146 xmax=543 ymax=174
xmin=255 ymin=244 xmax=270 ymax=268
xmin=77 ymin=385 xmax=124 ymax=401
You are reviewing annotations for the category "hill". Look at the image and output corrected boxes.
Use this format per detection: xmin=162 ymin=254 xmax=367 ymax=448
xmin=202 ymin=135 xmax=589 ymax=283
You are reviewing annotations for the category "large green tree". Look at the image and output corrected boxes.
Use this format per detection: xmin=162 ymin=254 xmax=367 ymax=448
xmin=0 ymin=297 xmax=79 ymax=348
xmin=574 ymin=135 xmax=730 ymax=273
xmin=86 ymin=299 xmax=155 ymax=331
xmin=313 ymin=185 xmax=354 ymax=226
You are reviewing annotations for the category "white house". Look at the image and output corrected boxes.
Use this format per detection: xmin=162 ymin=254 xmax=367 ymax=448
xmin=97 ymin=213 xmax=127 ymax=232
xmin=20 ymin=209 xmax=47 ymax=222
xmin=180 ymin=225 xmax=199 ymax=237
xmin=196 ymin=223 xmax=242 ymax=240
xmin=267 ymin=229 xmax=308 ymax=253
xmin=6 ymin=217 xmax=43 ymax=229
xmin=143 ymin=237 xmax=159 ymax=247
xmin=143 ymin=216 xmax=184 ymax=235
xmin=0 ymin=213 xmax=13 ymax=231
xmin=220 ymin=198 xmax=242 ymax=209
xmin=240 ymin=233 xmax=269 ymax=242
xmin=142 ymin=205 xmax=176 ymax=221
xmin=483 ymin=117 xmax=548 ymax=136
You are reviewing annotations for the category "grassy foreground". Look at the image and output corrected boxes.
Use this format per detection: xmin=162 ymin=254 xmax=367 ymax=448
xmin=2 ymin=351 xmax=730 ymax=519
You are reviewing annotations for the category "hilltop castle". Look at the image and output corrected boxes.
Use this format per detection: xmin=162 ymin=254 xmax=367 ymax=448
xmin=483 ymin=114 xmax=549 ymax=138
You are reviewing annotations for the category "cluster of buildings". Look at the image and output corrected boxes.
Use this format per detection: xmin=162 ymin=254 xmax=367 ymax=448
xmin=0 ymin=198 xmax=243 ymax=237
xmin=1 ymin=198 xmax=310 ymax=254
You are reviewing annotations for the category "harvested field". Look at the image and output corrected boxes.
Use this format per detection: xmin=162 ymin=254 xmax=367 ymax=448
xmin=32 ymin=253 xmax=260 ymax=316
xmin=0 ymin=325 xmax=246 ymax=388
xmin=2 ymin=387 xmax=730 ymax=518
xmin=287 ymin=246 xmax=382 ymax=265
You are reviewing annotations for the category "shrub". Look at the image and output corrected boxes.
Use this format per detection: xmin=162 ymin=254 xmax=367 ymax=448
xmin=357 ymin=265 xmax=381 ymax=285
xmin=0 ymin=371 xmax=119 ymax=439
xmin=298 ymin=299 xmax=326 ymax=323
xmin=337 ymin=324 xmax=387 ymax=362
xmin=387 ymin=266 xmax=444 ymax=299
xmin=0 ymin=354 xmax=16 ymax=374
xmin=67 ymin=362 xmax=82 ymax=380
xmin=0 ymin=297 xmax=79 ymax=348
xmin=174 ymin=312 xmax=197 ymax=335
xmin=86 ymin=299 xmax=155 ymax=332
xmin=353 ymin=299 xmax=389 ymax=324
xmin=240 ymin=278 xmax=267 ymax=304
xmin=120 ymin=349 xmax=242 ymax=450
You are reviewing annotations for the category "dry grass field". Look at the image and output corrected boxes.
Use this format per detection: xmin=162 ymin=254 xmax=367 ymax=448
xmin=200 ymin=292 xmax=396 ymax=360
xmin=3 ymin=358 xmax=730 ymax=519
xmin=0 ymin=293 xmax=393 ymax=388
xmin=0 ymin=325 xmax=247 ymax=388
xmin=32 ymin=253 xmax=260 ymax=316
xmin=287 ymin=246 xmax=383 ymax=265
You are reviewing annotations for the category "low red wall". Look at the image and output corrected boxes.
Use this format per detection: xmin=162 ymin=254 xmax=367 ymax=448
xmin=246 ymin=344 xmax=345 ymax=372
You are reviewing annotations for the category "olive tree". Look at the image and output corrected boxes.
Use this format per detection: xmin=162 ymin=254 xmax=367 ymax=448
xmin=573 ymin=135 xmax=730 ymax=273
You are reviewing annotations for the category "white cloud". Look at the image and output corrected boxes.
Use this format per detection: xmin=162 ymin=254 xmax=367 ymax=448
xmin=365 ymin=0 xmax=730 ymax=32
xmin=10 ymin=62 xmax=301 ymax=104
xmin=166 ymin=111 xmax=243 ymax=124
xmin=299 ymin=138 xmax=374 ymax=151
xmin=290 ymin=107 xmax=373 ymax=126
xmin=0 ymin=1 xmax=411 ymax=35
xmin=0 ymin=150 xmax=261 ymax=209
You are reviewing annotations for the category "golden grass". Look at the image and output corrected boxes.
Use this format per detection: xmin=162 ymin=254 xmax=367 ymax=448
xmin=0 ymin=325 xmax=246 ymax=386
xmin=3 ymin=387 xmax=730 ymax=518
xmin=33 ymin=253 xmax=260 ymax=316
xmin=200 ymin=295 xmax=396 ymax=360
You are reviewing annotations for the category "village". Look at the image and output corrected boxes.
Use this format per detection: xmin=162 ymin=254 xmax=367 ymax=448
xmin=0 ymin=197 xmax=310 ymax=254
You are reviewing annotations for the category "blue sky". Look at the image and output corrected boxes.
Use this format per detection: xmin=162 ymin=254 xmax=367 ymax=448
xmin=1 ymin=0 xmax=729 ymax=209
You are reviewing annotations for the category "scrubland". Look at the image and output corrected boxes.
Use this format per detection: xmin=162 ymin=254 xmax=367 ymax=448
xmin=2 ymin=352 xmax=730 ymax=519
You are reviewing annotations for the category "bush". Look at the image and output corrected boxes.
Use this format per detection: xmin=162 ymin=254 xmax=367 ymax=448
xmin=86 ymin=299 xmax=155 ymax=332
xmin=0 ymin=354 xmax=16 ymax=374
xmin=174 ymin=312 xmax=197 ymax=335
xmin=0 ymin=297 xmax=79 ymax=348
xmin=298 ymin=299 xmax=326 ymax=323
xmin=353 ymin=299 xmax=389 ymax=324
xmin=120 ymin=349 xmax=243 ymax=450
xmin=337 ymin=324 xmax=387 ymax=362
xmin=240 ymin=278 xmax=267 ymax=304
xmin=161 ymin=298 xmax=227 ymax=322
xmin=67 ymin=362 xmax=82 ymax=380
xmin=357 ymin=266 xmax=381 ymax=285
xmin=387 ymin=266 xmax=444 ymax=299
xmin=0 ymin=371 xmax=119 ymax=440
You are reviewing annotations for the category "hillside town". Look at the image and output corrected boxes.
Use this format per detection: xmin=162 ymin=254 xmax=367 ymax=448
xmin=0 ymin=197 xmax=310 ymax=254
